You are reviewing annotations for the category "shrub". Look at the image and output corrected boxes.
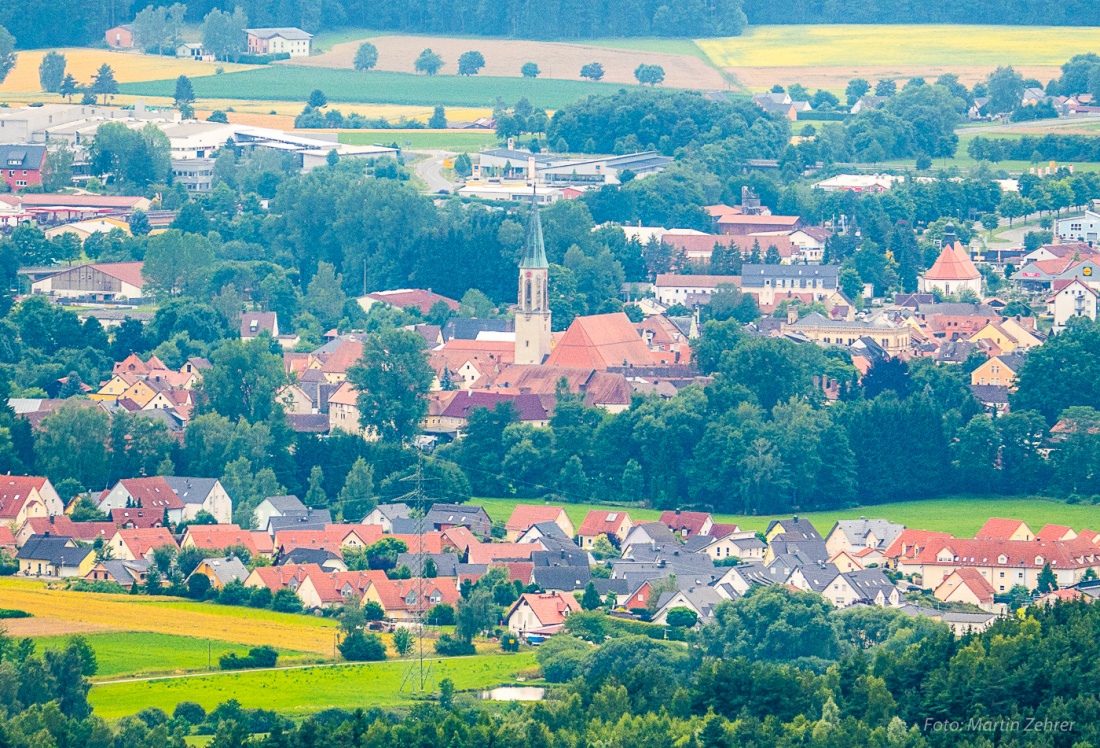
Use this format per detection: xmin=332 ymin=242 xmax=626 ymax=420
xmin=0 ymin=608 xmax=31 ymax=619
xmin=665 ymin=607 xmax=699 ymax=628
xmin=219 ymin=645 xmax=279 ymax=670
xmin=248 ymin=587 xmax=273 ymax=608
xmin=363 ymin=601 xmax=385 ymax=621
xmin=66 ymin=580 xmax=126 ymax=594
xmin=426 ymin=603 xmax=455 ymax=625
xmin=339 ymin=631 xmax=387 ymax=661
xmin=218 ymin=580 xmax=251 ymax=606
xmin=501 ymin=632 xmax=520 ymax=652
xmin=270 ymin=588 xmax=303 ymax=613
xmin=435 ymin=633 xmax=476 ymax=656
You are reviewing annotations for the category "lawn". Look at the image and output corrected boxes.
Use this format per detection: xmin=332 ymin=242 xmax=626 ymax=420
xmin=0 ymin=580 xmax=339 ymax=654
xmin=33 ymin=632 xmax=315 ymax=678
xmin=0 ymin=49 xmax=252 ymax=94
xmin=119 ymin=67 xmax=641 ymax=109
xmin=874 ymin=131 xmax=1100 ymax=173
xmin=477 ymin=496 xmax=1100 ymax=537
xmin=89 ymin=652 xmax=537 ymax=719
xmin=339 ymin=129 xmax=498 ymax=151
xmin=697 ymin=25 xmax=1100 ymax=68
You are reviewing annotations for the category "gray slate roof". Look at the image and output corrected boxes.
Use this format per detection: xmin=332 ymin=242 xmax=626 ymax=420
xmin=830 ymin=519 xmax=904 ymax=551
xmin=843 ymin=568 xmax=898 ymax=601
xmin=268 ymin=509 xmax=332 ymax=535
xmin=395 ymin=553 xmax=460 ymax=577
xmin=245 ymin=27 xmax=313 ymax=39
xmin=196 ymin=556 xmax=249 ymax=585
xmin=16 ymin=535 xmax=91 ymax=567
xmin=164 ymin=477 xmax=218 ymax=505
xmin=264 ymin=495 xmax=307 ymax=513
xmin=95 ymin=559 xmax=150 ymax=586
xmin=279 ymin=548 xmax=342 ymax=567
xmin=532 ymin=565 xmax=591 ymax=591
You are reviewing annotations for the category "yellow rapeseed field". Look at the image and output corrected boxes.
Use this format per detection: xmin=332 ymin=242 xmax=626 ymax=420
xmin=697 ymin=24 xmax=1100 ymax=68
xmin=0 ymin=48 xmax=251 ymax=94
xmin=0 ymin=579 xmax=339 ymax=654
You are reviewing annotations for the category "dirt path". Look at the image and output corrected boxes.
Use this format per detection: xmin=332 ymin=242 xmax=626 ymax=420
xmin=289 ymin=35 xmax=728 ymax=90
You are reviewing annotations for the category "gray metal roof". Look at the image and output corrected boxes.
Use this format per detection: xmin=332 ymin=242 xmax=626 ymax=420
xmin=164 ymin=477 xmax=218 ymax=505
xmin=245 ymin=27 xmax=313 ymax=40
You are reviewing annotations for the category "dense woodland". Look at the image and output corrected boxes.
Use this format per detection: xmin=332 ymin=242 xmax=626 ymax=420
xmin=5 ymin=588 xmax=1100 ymax=747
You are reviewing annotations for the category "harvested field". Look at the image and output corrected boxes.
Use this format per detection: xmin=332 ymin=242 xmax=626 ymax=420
xmin=290 ymin=34 xmax=728 ymax=90
xmin=0 ymin=48 xmax=251 ymax=94
xmin=726 ymin=64 xmax=1060 ymax=93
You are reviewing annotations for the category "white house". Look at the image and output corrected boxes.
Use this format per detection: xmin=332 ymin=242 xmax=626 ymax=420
xmin=1048 ymin=278 xmax=1098 ymax=332
xmin=164 ymin=477 xmax=233 ymax=524
xmin=252 ymin=495 xmax=307 ymax=532
xmin=653 ymin=274 xmax=742 ymax=307
xmin=1056 ymin=211 xmax=1100 ymax=244
xmin=506 ymin=592 xmax=582 ymax=635
xmin=245 ymin=27 xmax=312 ymax=57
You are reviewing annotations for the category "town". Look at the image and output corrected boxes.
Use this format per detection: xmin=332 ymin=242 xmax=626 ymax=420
xmin=3 ymin=6 xmax=1100 ymax=747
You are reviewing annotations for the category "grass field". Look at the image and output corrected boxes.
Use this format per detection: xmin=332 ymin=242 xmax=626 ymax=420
xmin=874 ymin=130 xmax=1100 ymax=172
xmin=476 ymin=496 xmax=1100 ymax=537
xmin=120 ymin=67 xmax=643 ymax=109
xmin=338 ymin=129 xmax=498 ymax=151
xmin=0 ymin=580 xmax=339 ymax=653
xmin=33 ymin=632 xmax=315 ymax=678
xmin=89 ymin=652 xmax=537 ymax=719
xmin=0 ymin=49 xmax=251 ymax=94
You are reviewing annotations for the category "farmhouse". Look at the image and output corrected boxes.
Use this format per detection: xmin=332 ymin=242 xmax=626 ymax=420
xmin=105 ymin=24 xmax=134 ymax=48
xmin=31 ymin=262 xmax=145 ymax=301
xmin=245 ymin=27 xmax=313 ymax=57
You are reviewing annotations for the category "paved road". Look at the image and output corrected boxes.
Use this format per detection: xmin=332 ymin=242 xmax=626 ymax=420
xmin=412 ymin=150 xmax=460 ymax=194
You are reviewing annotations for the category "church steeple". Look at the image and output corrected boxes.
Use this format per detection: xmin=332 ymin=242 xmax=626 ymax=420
xmin=514 ymin=193 xmax=552 ymax=365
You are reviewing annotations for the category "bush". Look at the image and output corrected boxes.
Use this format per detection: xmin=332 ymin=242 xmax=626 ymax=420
xmin=435 ymin=633 xmax=476 ymax=656
xmin=664 ymin=607 xmax=699 ymax=628
xmin=426 ymin=603 xmax=455 ymax=626
xmin=500 ymin=632 xmax=520 ymax=652
xmin=67 ymin=580 xmax=127 ymax=594
xmin=338 ymin=631 xmax=387 ymax=661
xmin=363 ymin=600 xmax=385 ymax=621
xmin=219 ymin=645 xmax=279 ymax=670
xmin=218 ymin=580 xmax=251 ymax=606
xmin=270 ymin=588 xmax=303 ymax=613
xmin=0 ymin=608 xmax=31 ymax=619
xmin=248 ymin=587 xmax=273 ymax=609
xmin=173 ymin=701 xmax=206 ymax=725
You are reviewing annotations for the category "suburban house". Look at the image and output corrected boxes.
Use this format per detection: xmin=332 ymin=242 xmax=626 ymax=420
xmin=576 ymin=511 xmax=634 ymax=549
xmin=244 ymin=563 xmax=322 ymax=593
xmin=84 ymin=558 xmax=150 ymax=588
xmin=976 ymin=518 xmax=1034 ymax=541
xmin=659 ymin=510 xmax=714 ymax=538
xmin=244 ymin=27 xmax=313 ymax=57
xmin=652 ymin=585 xmax=726 ymax=625
xmin=970 ymin=353 xmax=1026 ymax=388
xmin=363 ymin=577 xmax=461 ymax=620
xmin=506 ymin=591 xmax=583 ymax=635
xmin=240 ymin=311 xmax=279 ymax=340
xmin=912 ymin=536 xmax=1099 ymax=591
xmin=1047 ymin=278 xmax=1097 ymax=332
xmin=253 ymin=495 xmax=307 ymax=533
xmin=695 ymin=531 xmax=766 ymax=562
xmin=423 ymin=503 xmax=492 ymax=538
xmin=0 ymin=476 xmax=63 ymax=527
xmin=164 ymin=477 xmax=233 ymax=524
xmin=0 ymin=144 xmax=47 ymax=191
xmin=98 ymin=477 xmax=186 ymax=525
xmin=31 ymin=262 xmax=145 ymax=301
xmin=109 ymin=528 xmax=178 ymax=561
xmin=17 ymin=535 xmax=95 ymax=577
xmin=295 ymin=569 xmax=387 ymax=609
xmin=933 ymin=568 xmax=999 ymax=613
xmin=620 ymin=522 xmax=679 ymax=553
xmin=505 ymin=505 xmax=574 ymax=541
xmin=361 ymin=503 xmax=412 ymax=533
xmin=825 ymin=519 xmax=905 ymax=558
xmin=190 ymin=557 xmax=250 ymax=589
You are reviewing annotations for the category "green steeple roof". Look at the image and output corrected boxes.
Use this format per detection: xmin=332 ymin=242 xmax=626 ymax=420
xmin=520 ymin=194 xmax=548 ymax=270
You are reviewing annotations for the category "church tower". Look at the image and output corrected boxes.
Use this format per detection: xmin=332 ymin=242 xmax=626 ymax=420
xmin=514 ymin=195 xmax=552 ymax=365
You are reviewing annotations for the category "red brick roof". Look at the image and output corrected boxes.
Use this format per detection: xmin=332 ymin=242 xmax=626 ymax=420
xmin=975 ymin=518 xmax=1030 ymax=540
xmin=468 ymin=542 xmax=540 ymax=564
xmin=663 ymin=233 xmax=798 ymax=260
xmin=186 ymin=525 xmax=259 ymax=554
xmin=388 ymin=533 xmax=444 ymax=555
xmin=577 ymin=510 xmax=631 ymax=538
xmin=660 ymin=510 xmax=712 ymax=536
xmin=544 ymin=313 xmax=654 ymax=370
xmin=505 ymin=505 xmax=566 ymax=532
xmin=365 ymin=289 xmax=459 ymax=315
xmin=924 ymin=243 xmax=980 ymax=282
xmin=23 ymin=516 xmax=113 ymax=541
xmin=1037 ymin=524 xmax=1075 ymax=542
xmin=439 ymin=391 xmax=551 ymax=422
xmin=92 ymin=262 xmax=145 ymax=289
xmin=321 ymin=341 xmax=365 ymax=375
xmin=883 ymin=529 xmax=954 ymax=561
xmin=110 ymin=508 xmax=164 ymax=529
xmin=303 ymin=569 xmax=388 ymax=604
xmin=917 ymin=536 xmax=1099 ymax=569
xmin=945 ymin=567 xmax=996 ymax=604
xmin=249 ymin=563 xmax=323 ymax=591
xmin=115 ymin=477 xmax=184 ymax=510
xmin=116 ymin=527 xmax=177 ymax=557
xmin=508 ymin=591 xmax=582 ymax=627
xmin=370 ymin=577 xmax=460 ymax=612
xmin=0 ymin=476 xmax=48 ymax=519
xmin=716 ymin=214 xmax=801 ymax=227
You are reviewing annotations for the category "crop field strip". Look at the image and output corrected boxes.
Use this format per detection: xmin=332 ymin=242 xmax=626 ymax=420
xmin=0 ymin=579 xmax=338 ymax=653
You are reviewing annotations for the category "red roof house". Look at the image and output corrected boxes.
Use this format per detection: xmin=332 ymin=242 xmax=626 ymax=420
xmin=504 ymin=505 xmax=574 ymax=541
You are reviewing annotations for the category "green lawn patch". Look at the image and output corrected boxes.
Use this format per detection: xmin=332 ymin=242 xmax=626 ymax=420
xmin=89 ymin=652 xmax=537 ymax=719
xmin=120 ymin=67 xmax=642 ymax=109
xmin=339 ymin=129 xmax=498 ymax=151
xmin=478 ymin=496 xmax=1097 ymax=537
xmin=33 ymin=632 xmax=315 ymax=678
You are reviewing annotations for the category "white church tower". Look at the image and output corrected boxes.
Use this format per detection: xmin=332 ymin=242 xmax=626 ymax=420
xmin=514 ymin=195 xmax=552 ymax=365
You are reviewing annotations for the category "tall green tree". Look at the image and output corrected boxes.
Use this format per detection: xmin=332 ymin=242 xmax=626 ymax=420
xmin=347 ymin=328 xmax=434 ymax=443
xmin=199 ymin=337 xmax=288 ymax=423
xmin=353 ymin=42 xmax=378 ymax=71
xmin=38 ymin=50 xmax=66 ymax=93
xmin=0 ymin=26 xmax=14 ymax=85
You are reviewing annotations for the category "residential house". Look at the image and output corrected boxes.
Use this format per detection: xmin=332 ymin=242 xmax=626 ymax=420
xmin=716 ymin=562 xmax=786 ymax=595
xmin=740 ymin=264 xmax=838 ymax=306
xmin=105 ymin=24 xmax=134 ymax=48
xmin=659 ymin=510 xmax=713 ymax=539
xmin=968 ymin=320 xmax=1043 ymax=352
xmin=975 ymin=518 xmax=1034 ymax=541
xmin=653 ymin=274 xmax=743 ymax=307
xmin=267 ymin=509 xmax=334 ymax=537
xmin=696 ymin=531 xmax=765 ymax=562
xmin=363 ymin=577 xmax=461 ymax=620
xmin=16 ymin=517 xmax=112 ymax=547
xmin=84 ymin=558 xmax=149 ymax=588
xmin=1037 ymin=524 xmax=1077 ymax=542
xmin=576 ymin=510 xmax=634 ymax=549
xmin=253 ymin=495 xmax=307 ymax=533
xmin=182 ymin=525 xmax=266 ymax=557
xmin=1047 ymin=278 xmax=1097 ymax=332
xmin=108 ymin=508 xmax=164 ymax=529
xmin=359 ymin=288 xmax=459 ymax=316
xmin=98 ymin=477 xmax=185 ymax=525
xmin=190 ymin=557 xmax=250 ymax=589
xmin=517 ymin=521 xmax=568 ymax=545
xmin=240 ymin=312 xmax=279 ymax=341
xmin=295 ymin=569 xmax=387 ymax=609
xmin=423 ymin=503 xmax=492 ymax=538
xmin=17 ymin=535 xmax=95 ymax=577
xmin=244 ymin=563 xmax=322 ymax=593
xmin=652 ymin=585 xmax=726 ymax=625
xmin=970 ymin=353 xmax=1026 ymax=388
xmin=110 ymin=528 xmax=177 ymax=561
xmin=164 ymin=477 xmax=232 ymax=524
xmin=328 ymin=382 xmax=372 ymax=437
xmin=505 ymin=505 xmax=574 ymax=541
xmin=882 ymin=529 xmax=955 ymax=574
xmin=506 ymin=591 xmax=583 ymax=635
xmin=0 ymin=144 xmax=47 ymax=191
xmin=280 ymin=548 xmax=346 ymax=571
xmin=620 ymin=522 xmax=679 ymax=553
xmin=933 ymin=568 xmax=998 ymax=612
xmin=0 ymin=476 xmax=63 ymax=527
xmin=898 ymin=604 xmax=998 ymax=635
xmin=912 ymin=536 xmax=1100 ymax=591
xmin=825 ymin=518 xmax=905 ymax=558
xmin=361 ymin=503 xmax=412 ymax=532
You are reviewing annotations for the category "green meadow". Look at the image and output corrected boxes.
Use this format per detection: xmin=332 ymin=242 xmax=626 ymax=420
xmin=89 ymin=652 xmax=537 ymax=719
